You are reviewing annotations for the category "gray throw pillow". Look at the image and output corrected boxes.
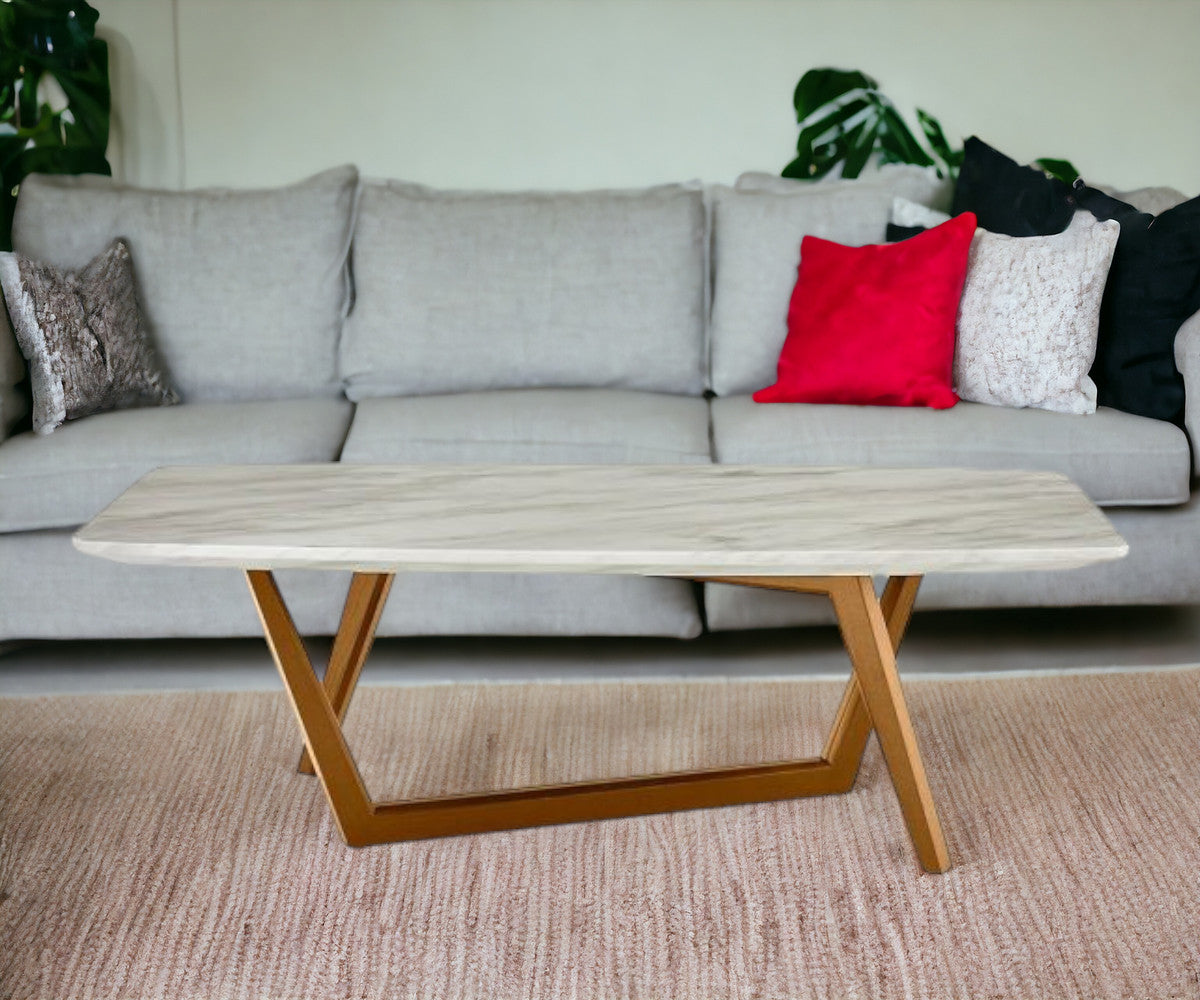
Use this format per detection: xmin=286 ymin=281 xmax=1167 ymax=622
xmin=0 ymin=239 xmax=177 ymax=434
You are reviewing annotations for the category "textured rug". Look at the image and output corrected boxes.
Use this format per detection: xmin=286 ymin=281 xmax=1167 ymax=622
xmin=2 ymin=668 xmax=1200 ymax=999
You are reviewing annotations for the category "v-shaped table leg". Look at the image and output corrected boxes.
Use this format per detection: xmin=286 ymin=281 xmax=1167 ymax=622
xmin=702 ymin=573 xmax=948 ymax=872
xmin=247 ymin=569 xmax=376 ymax=845
xmin=829 ymin=576 xmax=949 ymax=873
xmin=823 ymin=575 xmax=921 ymax=783
xmin=297 ymin=572 xmax=393 ymax=774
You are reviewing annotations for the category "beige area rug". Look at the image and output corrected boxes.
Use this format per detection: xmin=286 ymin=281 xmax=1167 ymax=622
xmin=2 ymin=669 xmax=1200 ymax=999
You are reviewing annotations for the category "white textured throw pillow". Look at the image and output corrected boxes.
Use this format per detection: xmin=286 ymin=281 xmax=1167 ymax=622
xmin=891 ymin=199 xmax=1120 ymax=414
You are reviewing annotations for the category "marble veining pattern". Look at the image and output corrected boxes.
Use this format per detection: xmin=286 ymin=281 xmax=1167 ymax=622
xmin=73 ymin=464 xmax=1128 ymax=577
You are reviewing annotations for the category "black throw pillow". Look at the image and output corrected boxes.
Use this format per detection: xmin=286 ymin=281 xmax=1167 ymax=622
xmin=1073 ymin=184 xmax=1200 ymax=425
xmin=951 ymin=136 xmax=1076 ymax=236
xmin=885 ymin=223 xmax=925 ymax=242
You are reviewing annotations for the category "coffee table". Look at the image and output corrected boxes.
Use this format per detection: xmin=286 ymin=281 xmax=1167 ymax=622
xmin=74 ymin=463 xmax=1127 ymax=872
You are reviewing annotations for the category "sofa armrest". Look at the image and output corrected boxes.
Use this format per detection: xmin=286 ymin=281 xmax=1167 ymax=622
xmin=1173 ymin=308 xmax=1200 ymax=476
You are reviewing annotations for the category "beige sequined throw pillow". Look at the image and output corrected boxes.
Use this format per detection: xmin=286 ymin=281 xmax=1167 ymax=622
xmin=0 ymin=239 xmax=177 ymax=434
xmin=891 ymin=199 xmax=1120 ymax=414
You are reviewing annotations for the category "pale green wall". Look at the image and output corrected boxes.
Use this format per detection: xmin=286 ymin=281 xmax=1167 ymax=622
xmin=98 ymin=0 xmax=1200 ymax=193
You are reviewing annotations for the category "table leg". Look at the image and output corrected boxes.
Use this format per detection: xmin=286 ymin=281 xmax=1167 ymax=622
xmin=696 ymin=573 xmax=947 ymax=872
xmin=297 ymin=572 xmax=393 ymax=774
xmin=822 ymin=576 xmax=921 ymax=784
xmin=246 ymin=569 xmax=376 ymax=845
xmin=247 ymin=568 xmax=950 ymax=871
xmin=830 ymin=576 xmax=950 ymax=873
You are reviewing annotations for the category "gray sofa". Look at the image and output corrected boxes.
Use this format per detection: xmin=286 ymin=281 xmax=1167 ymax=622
xmin=2 ymin=163 xmax=1198 ymax=642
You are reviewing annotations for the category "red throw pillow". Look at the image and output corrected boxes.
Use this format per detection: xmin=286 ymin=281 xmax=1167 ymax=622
xmin=753 ymin=211 xmax=977 ymax=409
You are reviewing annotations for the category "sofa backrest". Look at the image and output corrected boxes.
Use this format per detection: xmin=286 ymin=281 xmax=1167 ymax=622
xmin=340 ymin=180 xmax=707 ymax=399
xmin=11 ymin=165 xmax=358 ymax=403
xmin=708 ymin=165 xmax=953 ymax=397
xmin=5 ymin=165 xmax=967 ymax=411
xmin=1096 ymin=184 xmax=1189 ymax=216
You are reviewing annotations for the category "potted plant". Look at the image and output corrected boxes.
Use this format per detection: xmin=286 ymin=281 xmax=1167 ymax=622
xmin=0 ymin=0 xmax=111 ymax=250
xmin=784 ymin=68 xmax=1076 ymax=185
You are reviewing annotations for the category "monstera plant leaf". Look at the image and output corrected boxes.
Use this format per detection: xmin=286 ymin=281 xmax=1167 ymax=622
xmin=916 ymin=109 xmax=963 ymax=177
xmin=1032 ymin=157 xmax=1081 ymax=185
xmin=0 ymin=0 xmax=110 ymax=250
xmin=782 ymin=67 xmax=1078 ymax=187
xmin=783 ymin=69 xmax=935 ymax=181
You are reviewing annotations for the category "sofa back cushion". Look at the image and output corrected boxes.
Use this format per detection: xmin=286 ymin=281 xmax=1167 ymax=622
xmin=1097 ymin=185 xmax=1188 ymax=218
xmin=11 ymin=166 xmax=358 ymax=403
xmin=734 ymin=165 xmax=954 ymax=208
xmin=710 ymin=166 xmax=951 ymax=397
xmin=341 ymin=180 xmax=707 ymax=399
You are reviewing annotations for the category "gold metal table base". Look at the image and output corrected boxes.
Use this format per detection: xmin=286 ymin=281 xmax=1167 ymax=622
xmin=246 ymin=570 xmax=951 ymax=873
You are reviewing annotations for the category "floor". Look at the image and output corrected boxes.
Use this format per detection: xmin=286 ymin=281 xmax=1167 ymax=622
xmin=3 ymin=605 xmax=1199 ymax=697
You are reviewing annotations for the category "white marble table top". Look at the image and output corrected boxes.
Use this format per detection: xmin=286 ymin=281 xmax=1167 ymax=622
xmin=73 ymin=464 xmax=1127 ymax=578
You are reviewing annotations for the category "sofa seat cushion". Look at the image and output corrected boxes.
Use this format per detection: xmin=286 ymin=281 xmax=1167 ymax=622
xmin=11 ymin=166 xmax=357 ymax=403
xmin=339 ymin=389 xmax=712 ymax=464
xmin=0 ymin=398 xmax=354 ymax=532
xmin=341 ymin=181 xmax=706 ymax=399
xmin=711 ymin=396 xmax=1190 ymax=507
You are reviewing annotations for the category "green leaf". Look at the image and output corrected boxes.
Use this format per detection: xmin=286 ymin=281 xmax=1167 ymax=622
xmin=839 ymin=120 xmax=878 ymax=179
xmin=8 ymin=0 xmax=99 ymax=63
xmin=915 ymin=109 xmax=951 ymax=161
xmin=784 ymin=67 xmax=938 ymax=182
xmin=794 ymin=96 xmax=872 ymax=147
xmin=876 ymin=104 xmax=934 ymax=168
xmin=791 ymin=96 xmax=877 ymax=179
xmin=1034 ymin=157 xmax=1080 ymax=185
xmin=0 ymin=198 xmax=14 ymax=251
xmin=0 ymin=134 xmax=26 ymax=178
xmin=16 ymin=70 xmax=40 ymax=127
xmin=18 ymin=141 xmax=108 ymax=178
xmin=48 ymin=40 xmax=110 ymax=147
xmin=793 ymin=68 xmax=878 ymax=121
xmin=915 ymin=108 xmax=963 ymax=180
xmin=785 ymin=143 xmax=839 ymax=180
xmin=780 ymin=156 xmax=810 ymax=180
xmin=782 ymin=66 xmax=1067 ymax=192
xmin=0 ymin=0 xmax=108 ymax=247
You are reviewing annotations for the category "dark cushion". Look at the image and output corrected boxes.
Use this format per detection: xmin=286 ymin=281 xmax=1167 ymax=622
xmin=1073 ymin=185 xmax=1200 ymax=425
xmin=950 ymin=136 xmax=1200 ymax=424
xmin=885 ymin=223 xmax=925 ymax=242
xmin=951 ymin=136 xmax=1075 ymax=237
